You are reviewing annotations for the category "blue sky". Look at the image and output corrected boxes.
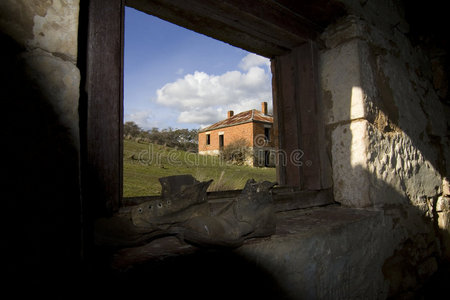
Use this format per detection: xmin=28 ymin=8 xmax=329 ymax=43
xmin=124 ymin=7 xmax=273 ymax=130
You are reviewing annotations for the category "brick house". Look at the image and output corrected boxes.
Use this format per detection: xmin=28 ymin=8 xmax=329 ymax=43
xmin=198 ymin=102 xmax=276 ymax=167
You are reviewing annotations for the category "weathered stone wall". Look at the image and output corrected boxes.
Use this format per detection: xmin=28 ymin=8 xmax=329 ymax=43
xmin=319 ymin=0 xmax=450 ymax=297
xmin=0 ymin=0 xmax=80 ymax=143
xmin=321 ymin=15 xmax=447 ymax=208
xmin=1 ymin=1 xmax=448 ymax=297
xmin=1 ymin=0 xmax=81 ymax=283
xmin=238 ymin=207 xmax=393 ymax=299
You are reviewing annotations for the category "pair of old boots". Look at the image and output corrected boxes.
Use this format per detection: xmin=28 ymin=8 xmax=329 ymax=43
xmin=95 ymin=175 xmax=276 ymax=248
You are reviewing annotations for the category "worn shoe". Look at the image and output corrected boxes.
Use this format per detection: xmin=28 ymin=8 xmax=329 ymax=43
xmin=131 ymin=175 xmax=212 ymax=228
xmin=182 ymin=179 xmax=277 ymax=247
xmin=94 ymin=213 xmax=166 ymax=247
xmin=95 ymin=175 xmax=212 ymax=247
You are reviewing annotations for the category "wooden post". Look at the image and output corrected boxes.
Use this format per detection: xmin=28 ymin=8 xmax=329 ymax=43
xmin=85 ymin=0 xmax=124 ymax=216
xmin=272 ymin=41 xmax=331 ymax=190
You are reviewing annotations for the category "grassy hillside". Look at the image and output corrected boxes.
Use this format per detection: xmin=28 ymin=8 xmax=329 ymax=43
xmin=123 ymin=139 xmax=276 ymax=197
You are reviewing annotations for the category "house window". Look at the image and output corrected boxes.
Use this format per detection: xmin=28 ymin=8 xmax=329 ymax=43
xmin=206 ymin=134 xmax=211 ymax=145
xmin=264 ymin=127 xmax=270 ymax=142
xmin=219 ymin=134 xmax=224 ymax=148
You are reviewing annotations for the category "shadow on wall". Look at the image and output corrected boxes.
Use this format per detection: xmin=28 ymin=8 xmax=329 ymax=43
xmin=83 ymin=167 xmax=449 ymax=299
xmin=314 ymin=164 xmax=448 ymax=297
xmin=366 ymin=52 xmax=449 ymax=183
xmin=83 ymin=248 xmax=291 ymax=300
xmin=322 ymin=31 xmax=449 ymax=296
xmin=365 ymin=163 xmax=448 ymax=298
xmin=0 ymin=29 xmax=287 ymax=298
xmin=1 ymin=32 xmax=82 ymax=286
xmin=328 ymin=89 xmax=449 ymax=297
xmin=322 ymin=18 xmax=449 ymax=183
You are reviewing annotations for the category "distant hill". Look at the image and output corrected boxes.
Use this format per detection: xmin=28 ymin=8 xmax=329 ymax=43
xmin=123 ymin=139 xmax=276 ymax=197
xmin=124 ymin=121 xmax=198 ymax=153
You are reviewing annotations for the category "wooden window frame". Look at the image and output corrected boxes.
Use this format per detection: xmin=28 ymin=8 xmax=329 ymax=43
xmin=82 ymin=0 xmax=335 ymax=218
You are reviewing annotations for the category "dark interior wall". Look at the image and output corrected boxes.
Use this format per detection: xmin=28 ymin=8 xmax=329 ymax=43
xmin=0 ymin=0 xmax=449 ymax=294
xmin=1 ymin=34 xmax=82 ymax=287
xmin=405 ymin=1 xmax=450 ymax=179
xmin=0 ymin=2 xmax=82 ymax=289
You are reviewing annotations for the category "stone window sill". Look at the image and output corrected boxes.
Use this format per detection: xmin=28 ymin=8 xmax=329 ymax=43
xmin=111 ymin=204 xmax=381 ymax=270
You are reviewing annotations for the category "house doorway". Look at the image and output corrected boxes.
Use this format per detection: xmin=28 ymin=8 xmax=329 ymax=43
xmin=264 ymin=150 xmax=270 ymax=167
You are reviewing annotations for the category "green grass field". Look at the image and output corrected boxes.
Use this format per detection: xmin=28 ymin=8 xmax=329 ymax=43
xmin=123 ymin=139 xmax=276 ymax=197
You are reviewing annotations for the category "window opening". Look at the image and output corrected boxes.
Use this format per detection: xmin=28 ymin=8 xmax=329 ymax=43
xmin=264 ymin=150 xmax=270 ymax=167
xmin=219 ymin=134 xmax=224 ymax=148
xmin=123 ymin=7 xmax=276 ymax=198
xmin=264 ymin=127 xmax=270 ymax=142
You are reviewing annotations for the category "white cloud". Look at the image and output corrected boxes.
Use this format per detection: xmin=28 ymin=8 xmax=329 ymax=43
xmin=155 ymin=53 xmax=272 ymax=126
xmin=178 ymin=107 xmax=223 ymax=124
xmin=238 ymin=53 xmax=270 ymax=71
xmin=125 ymin=110 xmax=157 ymax=129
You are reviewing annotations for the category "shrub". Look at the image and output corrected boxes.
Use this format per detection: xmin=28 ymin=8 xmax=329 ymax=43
xmin=221 ymin=138 xmax=251 ymax=165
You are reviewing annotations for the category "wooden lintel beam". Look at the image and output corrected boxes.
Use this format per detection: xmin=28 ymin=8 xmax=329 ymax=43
xmin=126 ymin=0 xmax=322 ymax=57
xmin=221 ymin=0 xmax=321 ymax=40
xmin=127 ymin=0 xmax=288 ymax=57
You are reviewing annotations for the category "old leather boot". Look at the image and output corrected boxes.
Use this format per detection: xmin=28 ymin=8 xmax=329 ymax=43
xmin=131 ymin=175 xmax=212 ymax=228
xmin=95 ymin=175 xmax=212 ymax=247
xmin=94 ymin=213 xmax=167 ymax=247
xmin=182 ymin=179 xmax=277 ymax=248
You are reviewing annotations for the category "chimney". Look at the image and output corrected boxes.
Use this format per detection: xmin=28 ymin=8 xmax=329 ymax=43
xmin=227 ymin=110 xmax=234 ymax=118
xmin=261 ymin=102 xmax=268 ymax=115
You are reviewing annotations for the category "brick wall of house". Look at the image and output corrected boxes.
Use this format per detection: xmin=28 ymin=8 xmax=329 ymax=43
xmin=253 ymin=122 xmax=276 ymax=148
xmin=252 ymin=122 xmax=277 ymax=167
xmin=198 ymin=122 xmax=254 ymax=153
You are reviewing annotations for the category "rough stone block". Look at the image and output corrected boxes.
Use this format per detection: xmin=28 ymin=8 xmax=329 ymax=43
xmin=321 ymin=40 xmax=362 ymax=124
xmin=30 ymin=0 xmax=79 ymax=61
xmin=236 ymin=207 xmax=391 ymax=299
xmin=331 ymin=119 xmax=371 ymax=207
xmin=321 ymin=15 xmax=367 ymax=49
xmin=20 ymin=48 xmax=80 ymax=144
xmin=330 ymin=117 xmax=442 ymax=209
xmin=320 ymin=38 xmax=377 ymax=125
xmin=437 ymin=196 xmax=450 ymax=212
xmin=375 ymin=53 xmax=428 ymax=140
xmin=366 ymin=124 xmax=442 ymax=207
xmin=0 ymin=0 xmax=79 ymax=61
xmin=0 ymin=0 xmax=37 ymax=46
xmin=443 ymin=178 xmax=450 ymax=197
xmin=336 ymin=1 xmax=408 ymax=35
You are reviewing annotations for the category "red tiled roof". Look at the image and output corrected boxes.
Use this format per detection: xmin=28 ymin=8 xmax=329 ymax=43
xmin=199 ymin=109 xmax=273 ymax=132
